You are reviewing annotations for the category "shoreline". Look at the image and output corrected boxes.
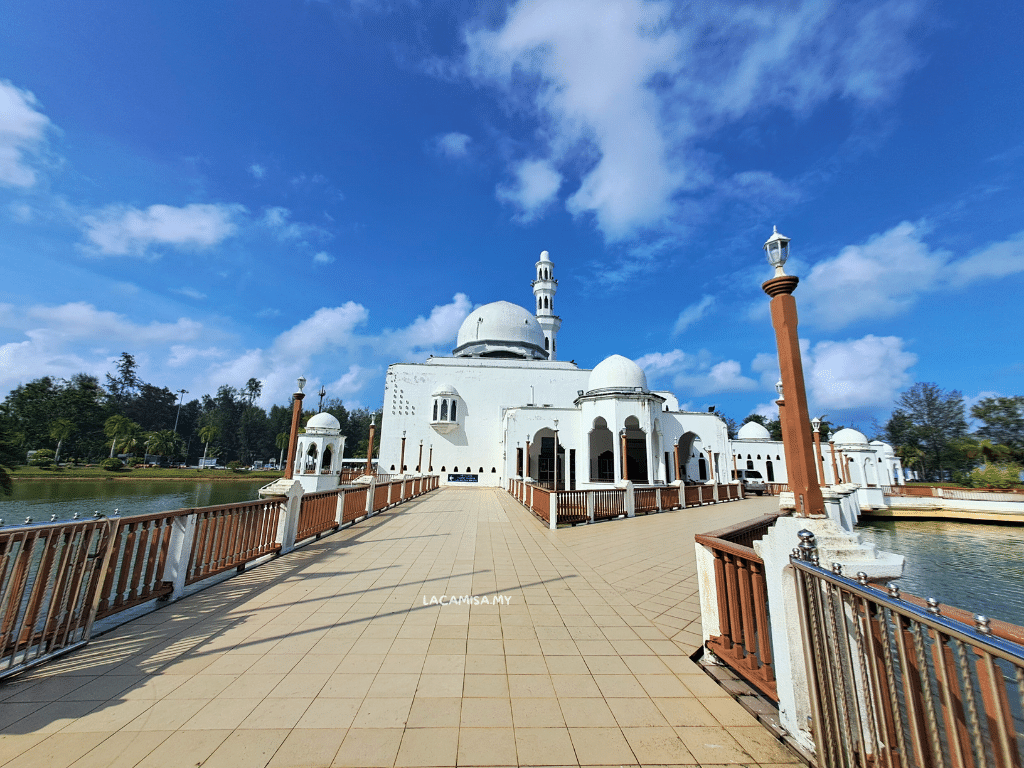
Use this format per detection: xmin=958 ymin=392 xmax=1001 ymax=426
xmin=861 ymin=507 xmax=1024 ymax=525
xmin=9 ymin=473 xmax=282 ymax=483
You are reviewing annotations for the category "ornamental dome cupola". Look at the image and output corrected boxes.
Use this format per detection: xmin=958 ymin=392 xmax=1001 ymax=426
xmin=586 ymin=354 xmax=649 ymax=395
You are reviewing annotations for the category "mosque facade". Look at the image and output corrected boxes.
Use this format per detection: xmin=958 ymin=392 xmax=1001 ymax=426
xmin=376 ymin=251 xmax=902 ymax=490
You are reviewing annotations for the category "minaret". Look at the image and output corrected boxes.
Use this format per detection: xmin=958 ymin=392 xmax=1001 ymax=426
xmin=532 ymin=250 xmax=561 ymax=360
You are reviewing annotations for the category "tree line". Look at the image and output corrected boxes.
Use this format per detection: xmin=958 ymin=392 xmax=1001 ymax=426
xmin=0 ymin=353 xmax=382 ymax=486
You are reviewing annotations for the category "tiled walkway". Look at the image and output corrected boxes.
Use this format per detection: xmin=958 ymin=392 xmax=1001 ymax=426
xmin=0 ymin=488 xmax=799 ymax=768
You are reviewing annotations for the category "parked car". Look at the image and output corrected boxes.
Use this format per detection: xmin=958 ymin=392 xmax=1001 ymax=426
xmin=732 ymin=469 xmax=767 ymax=495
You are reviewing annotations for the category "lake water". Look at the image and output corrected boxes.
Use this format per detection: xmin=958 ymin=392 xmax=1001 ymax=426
xmin=857 ymin=518 xmax=1024 ymax=628
xmin=0 ymin=479 xmax=268 ymax=525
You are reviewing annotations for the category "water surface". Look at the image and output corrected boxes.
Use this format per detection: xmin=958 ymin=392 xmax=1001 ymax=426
xmin=857 ymin=518 xmax=1024 ymax=627
xmin=0 ymin=479 xmax=267 ymax=525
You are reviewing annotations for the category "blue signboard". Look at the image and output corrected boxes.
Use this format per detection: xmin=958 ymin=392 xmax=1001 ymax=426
xmin=448 ymin=474 xmax=479 ymax=483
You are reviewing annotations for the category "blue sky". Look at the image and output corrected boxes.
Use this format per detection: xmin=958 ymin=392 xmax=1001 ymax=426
xmin=1 ymin=0 xmax=1022 ymax=431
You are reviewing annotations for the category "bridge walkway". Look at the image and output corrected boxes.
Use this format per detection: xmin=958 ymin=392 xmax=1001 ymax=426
xmin=0 ymin=487 xmax=798 ymax=767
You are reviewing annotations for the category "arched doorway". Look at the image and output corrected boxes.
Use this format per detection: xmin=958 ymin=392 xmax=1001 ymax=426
xmin=623 ymin=416 xmax=648 ymax=484
xmin=678 ymin=432 xmax=702 ymax=483
xmin=589 ymin=417 xmax=614 ymax=481
xmin=321 ymin=445 xmax=333 ymax=474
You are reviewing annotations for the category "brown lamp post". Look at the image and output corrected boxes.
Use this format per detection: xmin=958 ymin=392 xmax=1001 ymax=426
xmin=365 ymin=417 xmax=376 ymax=476
xmin=620 ymin=429 xmax=629 ymax=482
xmin=811 ymin=417 xmax=826 ymax=486
xmin=399 ymin=431 xmax=407 ymax=473
xmin=525 ymin=436 xmax=531 ymax=480
xmin=417 ymin=440 xmax=423 ymax=473
xmin=828 ymin=433 xmax=841 ymax=484
xmin=762 ymin=227 xmax=824 ymax=518
xmin=673 ymin=442 xmax=681 ymax=483
xmin=428 ymin=443 xmax=433 ymax=472
xmin=284 ymin=376 xmax=306 ymax=481
xmin=553 ymin=419 xmax=559 ymax=491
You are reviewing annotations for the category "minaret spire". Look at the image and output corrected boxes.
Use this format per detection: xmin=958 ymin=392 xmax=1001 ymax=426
xmin=532 ymin=250 xmax=561 ymax=360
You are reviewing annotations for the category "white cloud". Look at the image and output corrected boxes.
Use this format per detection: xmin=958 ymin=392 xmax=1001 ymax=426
xmin=496 ymin=159 xmax=562 ymax=220
xmin=636 ymin=348 xmax=758 ymax=396
xmin=261 ymin=205 xmax=331 ymax=243
xmin=81 ymin=203 xmax=242 ymax=256
xmin=464 ymin=0 xmax=924 ymax=239
xmin=0 ymin=80 xmax=52 ymax=188
xmin=329 ymin=365 xmax=374 ymax=398
xmin=805 ymin=334 xmax=916 ymax=411
xmin=313 ymin=251 xmax=335 ymax=264
xmin=272 ymin=303 xmax=370 ymax=359
xmin=377 ymin=293 xmax=473 ymax=358
xmin=435 ymin=132 xmax=472 ymax=158
xmin=802 ymin=222 xmax=1024 ymax=329
xmin=672 ymin=295 xmax=714 ymax=335
xmin=0 ymin=302 xmax=207 ymax=391
xmin=249 ymin=163 xmax=266 ymax=179
xmin=171 ymin=287 xmax=207 ymax=300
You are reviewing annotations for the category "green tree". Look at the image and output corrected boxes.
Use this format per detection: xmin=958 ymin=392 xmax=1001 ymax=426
xmin=971 ymin=396 xmax=1024 ymax=456
xmin=244 ymin=378 xmax=263 ymax=406
xmin=105 ymin=352 xmax=141 ymax=412
xmin=145 ymin=430 xmax=182 ymax=459
xmin=199 ymin=423 xmax=220 ymax=463
xmin=892 ymin=383 xmax=968 ymax=481
xmin=0 ymin=427 xmax=20 ymax=494
xmin=275 ymin=431 xmax=289 ymax=469
xmin=742 ymin=414 xmax=783 ymax=441
xmin=49 ymin=418 xmax=76 ymax=463
xmin=104 ymin=415 xmax=139 ymax=458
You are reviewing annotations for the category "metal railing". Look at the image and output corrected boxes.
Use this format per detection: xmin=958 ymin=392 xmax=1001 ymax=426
xmin=793 ymin=530 xmax=1024 ymax=768
xmin=695 ymin=515 xmax=781 ymax=700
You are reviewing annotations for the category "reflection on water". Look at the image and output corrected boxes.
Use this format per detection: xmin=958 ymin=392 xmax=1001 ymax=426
xmin=857 ymin=519 xmax=1024 ymax=628
xmin=0 ymin=479 xmax=267 ymax=524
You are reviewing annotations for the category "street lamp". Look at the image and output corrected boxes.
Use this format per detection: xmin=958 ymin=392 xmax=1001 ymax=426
xmin=365 ymin=417 xmax=376 ymax=476
xmin=172 ymin=389 xmax=188 ymax=434
xmin=762 ymin=228 xmax=823 ymax=518
xmin=553 ymin=419 xmax=559 ymax=491
xmin=284 ymin=376 xmax=307 ymax=481
xmin=400 ymin=430 xmax=407 ymax=473
xmin=811 ymin=416 xmax=826 ymax=487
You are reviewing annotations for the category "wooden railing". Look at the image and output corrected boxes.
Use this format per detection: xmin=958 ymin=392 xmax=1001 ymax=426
xmin=635 ymin=487 xmax=659 ymax=514
xmin=1 ymin=519 xmax=116 ymax=679
xmin=343 ymin=487 xmax=368 ymax=523
xmin=694 ymin=514 xmax=781 ymax=701
xmin=555 ymin=490 xmax=588 ymax=525
xmin=185 ymin=499 xmax=282 ymax=585
xmin=97 ymin=511 xmax=179 ymax=619
xmin=766 ymin=483 xmax=789 ymax=496
xmin=372 ymin=483 xmax=390 ymax=512
xmin=507 ymin=480 xmax=745 ymax=527
xmin=297 ymin=489 xmax=339 ymax=541
xmin=883 ymin=484 xmax=1024 ymax=502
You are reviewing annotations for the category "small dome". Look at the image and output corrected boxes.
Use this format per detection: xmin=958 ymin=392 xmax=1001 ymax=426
xmin=431 ymin=382 xmax=459 ymax=397
xmin=538 ymin=250 xmax=551 ymax=262
xmin=305 ymin=412 xmax=341 ymax=433
xmin=587 ymin=355 xmax=648 ymax=393
xmin=832 ymin=428 xmax=868 ymax=445
xmin=453 ymin=301 xmax=547 ymax=359
xmin=737 ymin=421 xmax=771 ymax=440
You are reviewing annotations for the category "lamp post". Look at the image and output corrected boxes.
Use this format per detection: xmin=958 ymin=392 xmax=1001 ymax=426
xmin=828 ymin=432 xmax=841 ymax=485
xmin=811 ymin=416 xmax=826 ymax=487
xmin=399 ymin=430 xmax=407 ymax=473
xmin=417 ymin=440 xmax=423 ymax=473
xmin=620 ymin=429 xmax=629 ymax=482
xmin=284 ymin=376 xmax=306 ymax=481
xmin=428 ymin=444 xmax=433 ymax=472
xmin=762 ymin=227 xmax=824 ymax=517
xmin=525 ymin=435 xmax=531 ymax=480
xmin=172 ymin=389 xmax=188 ymax=434
xmin=553 ymin=419 xmax=559 ymax=491
xmin=365 ymin=417 xmax=376 ymax=476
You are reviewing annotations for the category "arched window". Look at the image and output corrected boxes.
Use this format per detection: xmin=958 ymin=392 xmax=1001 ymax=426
xmin=747 ymin=460 xmax=754 ymax=470
xmin=390 ymin=464 xmax=395 ymax=470
xmin=453 ymin=466 xmax=458 ymax=472
xmin=478 ymin=467 xmax=483 ymax=473
xmin=766 ymin=460 xmax=775 ymax=481
xmin=432 ymin=400 xmax=438 ymax=420
xmin=538 ymin=298 xmax=542 ymax=310
xmin=450 ymin=401 xmax=457 ymax=420
xmin=545 ymin=337 xmax=549 ymax=350
xmin=440 ymin=400 xmax=448 ymax=420
xmin=491 ymin=467 xmax=496 ymax=473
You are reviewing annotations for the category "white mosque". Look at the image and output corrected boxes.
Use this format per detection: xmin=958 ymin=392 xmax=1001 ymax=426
xmin=375 ymin=250 xmax=904 ymax=491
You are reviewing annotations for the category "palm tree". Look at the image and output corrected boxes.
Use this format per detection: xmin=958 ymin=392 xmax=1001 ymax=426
xmin=104 ymin=415 xmax=137 ymax=458
xmin=275 ymin=431 xmax=289 ymax=470
xmin=49 ymin=418 xmax=76 ymax=464
xmin=146 ymin=430 xmax=181 ymax=459
xmin=199 ymin=424 xmax=220 ymax=463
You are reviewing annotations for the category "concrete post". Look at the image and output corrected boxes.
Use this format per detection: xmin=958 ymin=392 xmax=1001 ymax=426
xmin=624 ymin=481 xmax=635 ymax=517
xmin=549 ymin=492 xmax=557 ymax=530
xmin=655 ymin=487 xmax=662 ymax=512
xmin=335 ymin=488 xmax=346 ymax=527
xmin=162 ymin=512 xmax=197 ymax=600
xmin=366 ymin=475 xmax=376 ymax=516
xmin=275 ymin=480 xmax=303 ymax=555
xmin=587 ymin=492 xmax=595 ymax=523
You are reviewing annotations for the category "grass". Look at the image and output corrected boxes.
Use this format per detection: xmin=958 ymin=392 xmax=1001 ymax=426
xmin=8 ymin=466 xmax=285 ymax=481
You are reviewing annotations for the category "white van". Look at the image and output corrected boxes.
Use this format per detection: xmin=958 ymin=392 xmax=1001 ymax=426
xmin=732 ymin=469 xmax=767 ymax=495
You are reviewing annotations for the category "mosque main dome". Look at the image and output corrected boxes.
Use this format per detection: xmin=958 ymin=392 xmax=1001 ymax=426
xmin=453 ymin=301 xmax=548 ymax=360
